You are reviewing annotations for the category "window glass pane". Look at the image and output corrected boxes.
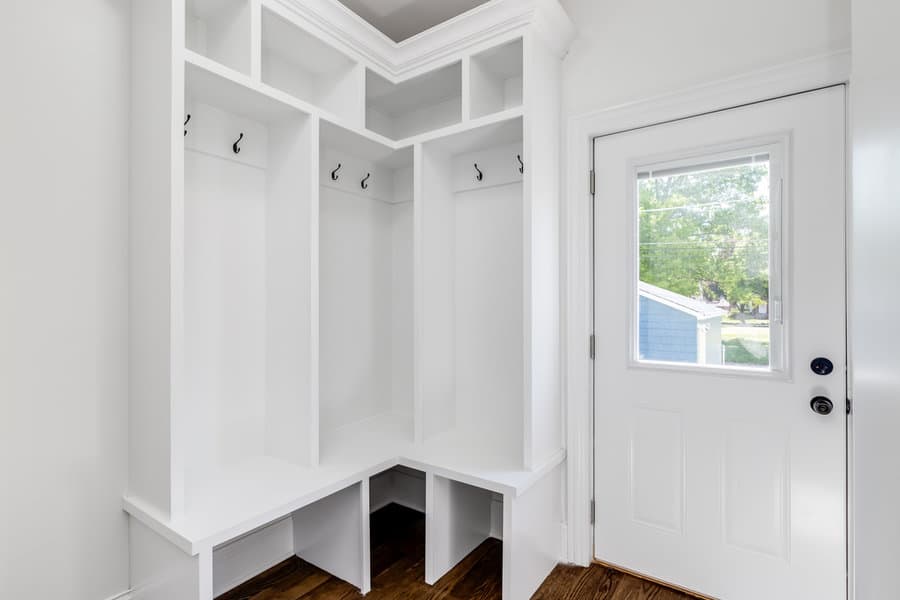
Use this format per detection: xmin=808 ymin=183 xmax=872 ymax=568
xmin=637 ymin=156 xmax=772 ymax=369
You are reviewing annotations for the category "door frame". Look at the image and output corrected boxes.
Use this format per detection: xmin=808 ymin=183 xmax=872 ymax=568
xmin=563 ymin=49 xmax=852 ymax=583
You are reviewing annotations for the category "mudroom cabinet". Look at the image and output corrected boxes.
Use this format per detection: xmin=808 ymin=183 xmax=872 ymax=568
xmin=126 ymin=1 xmax=573 ymax=598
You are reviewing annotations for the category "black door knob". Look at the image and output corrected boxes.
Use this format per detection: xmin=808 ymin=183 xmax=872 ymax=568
xmin=810 ymin=396 xmax=834 ymax=415
xmin=810 ymin=357 xmax=834 ymax=376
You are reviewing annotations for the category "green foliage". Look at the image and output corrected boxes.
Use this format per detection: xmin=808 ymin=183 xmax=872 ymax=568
xmin=638 ymin=163 xmax=770 ymax=313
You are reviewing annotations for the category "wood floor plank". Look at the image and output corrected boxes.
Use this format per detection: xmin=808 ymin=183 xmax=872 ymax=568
xmin=215 ymin=505 xmax=694 ymax=600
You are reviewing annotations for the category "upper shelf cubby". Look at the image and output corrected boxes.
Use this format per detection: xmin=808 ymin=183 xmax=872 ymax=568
xmin=366 ymin=63 xmax=462 ymax=141
xmin=185 ymin=0 xmax=252 ymax=75
xmin=469 ymin=38 xmax=523 ymax=119
xmin=261 ymin=7 xmax=363 ymax=125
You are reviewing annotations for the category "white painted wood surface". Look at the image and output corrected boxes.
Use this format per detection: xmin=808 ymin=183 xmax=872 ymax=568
xmin=850 ymin=1 xmax=900 ymax=598
xmin=563 ymin=51 xmax=852 ymax=567
xmin=470 ymin=38 xmax=523 ymax=119
xmin=426 ymin=475 xmax=495 ymax=585
xmin=503 ymin=462 xmax=563 ymax=600
xmin=293 ymin=483 xmax=368 ymax=591
xmin=212 ymin=518 xmax=294 ymax=597
xmin=592 ymin=88 xmax=846 ymax=600
xmin=130 ymin=519 xmax=210 ymax=600
xmin=127 ymin=2 xmax=573 ymax=598
xmin=371 ymin=467 xmax=427 ymax=513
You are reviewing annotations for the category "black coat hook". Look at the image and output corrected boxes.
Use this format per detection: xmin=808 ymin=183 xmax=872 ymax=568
xmin=184 ymin=114 xmax=191 ymax=137
xmin=474 ymin=163 xmax=483 ymax=182
xmin=361 ymin=173 xmax=371 ymax=190
xmin=331 ymin=164 xmax=342 ymax=181
xmin=517 ymin=154 xmax=524 ymax=174
xmin=232 ymin=132 xmax=244 ymax=154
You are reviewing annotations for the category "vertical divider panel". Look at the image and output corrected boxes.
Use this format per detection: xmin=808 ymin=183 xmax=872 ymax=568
xmin=130 ymin=0 xmax=182 ymax=520
xmin=309 ymin=117 xmax=321 ymax=467
xmin=413 ymin=143 xmax=425 ymax=445
xmin=503 ymin=462 xmax=563 ymax=600
xmin=170 ymin=1 xmax=188 ymax=522
xmin=129 ymin=519 xmax=209 ymax=600
xmin=461 ymin=56 xmax=472 ymax=122
xmin=249 ymin=0 xmax=262 ymax=81
xmin=424 ymin=472 xmax=437 ymax=584
xmin=521 ymin=33 xmax=563 ymax=470
xmin=360 ymin=478 xmax=372 ymax=594
xmin=292 ymin=482 xmax=366 ymax=590
xmin=265 ymin=113 xmax=318 ymax=467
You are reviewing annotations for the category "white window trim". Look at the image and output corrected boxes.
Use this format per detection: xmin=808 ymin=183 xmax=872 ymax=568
xmin=623 ymin=136 xmax=791 ymax=379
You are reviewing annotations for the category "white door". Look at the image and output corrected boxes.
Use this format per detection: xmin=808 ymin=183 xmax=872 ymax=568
xmin=593 ymin=87 xmax=846 ymax=600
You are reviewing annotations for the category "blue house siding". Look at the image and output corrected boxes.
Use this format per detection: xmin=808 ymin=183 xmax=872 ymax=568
xmin=639 ymin=295 xmax=697 ymax=363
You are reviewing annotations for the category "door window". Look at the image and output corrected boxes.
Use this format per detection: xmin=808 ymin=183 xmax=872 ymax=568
xmin=633 ymin=147 xmax=783 ymax=371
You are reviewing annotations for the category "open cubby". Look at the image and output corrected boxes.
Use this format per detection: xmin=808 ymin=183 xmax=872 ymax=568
xmin=261 ymin=7 xmax=363 ymax=125
xmin=318 ymin=121 xmax=415 ymax=462
xmin=368 ymin=467 xmax=427 ymax=590
xmin=182 ymin=63 xmax=316 ymax=503
xmin=419 ymin=117 xmax=526 ymax=468
xmin=366 ymin=63 xmax=462 ymax=140
xmin=469 ymin=38 xmax=523 ymax=118
xmin=185 ymin=0 xmax=252 ymax=75
xmin=213 ymin=483 xmax=367 ymax=598
xmin=370 ymin=466 xmax=426 ymax=514
xmin=427 ymin=476 xmax=503 ymax=586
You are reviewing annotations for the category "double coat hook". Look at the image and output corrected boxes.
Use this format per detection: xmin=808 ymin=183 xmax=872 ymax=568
xmin=361 ymin=173 xmax=371 ymax=190
xmin=232 ymin=132 xmax=244 ymax=154
xmin=331 ymin=164 xmax=342 ymax=181
xmin=184 ymin=114 xmax=191 ymax=137
xmin=474 ymin=163 xmax=484 ymax=182
xmin=517 ymin=154 xmax=524 ymax=174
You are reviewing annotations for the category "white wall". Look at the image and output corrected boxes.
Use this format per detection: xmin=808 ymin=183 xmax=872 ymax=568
xmin=850 ymin=0 xmax=900 ymax=597
xmin=560 ymin=0 xmax=850 ymax=117
xmin=1 ymin=1 xmax=131 ymax=599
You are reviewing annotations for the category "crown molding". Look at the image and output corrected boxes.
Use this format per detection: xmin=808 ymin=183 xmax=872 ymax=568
xmin=269 ymin=0 xmax=574 ymax=81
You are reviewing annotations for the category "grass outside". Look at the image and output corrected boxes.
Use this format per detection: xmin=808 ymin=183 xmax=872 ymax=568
xmin=721 ymin=324 xmax=769 ymax=366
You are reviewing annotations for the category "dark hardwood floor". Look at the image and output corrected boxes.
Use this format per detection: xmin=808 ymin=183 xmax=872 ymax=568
xmin=217 ymin=504 xmax=696 ymax=600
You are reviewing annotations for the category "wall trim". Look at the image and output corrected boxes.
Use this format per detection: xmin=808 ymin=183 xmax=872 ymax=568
xmin=562 ymin=49 xmax=851 ymax=566
xmin=102 ymin=590 xmax=132 ymax=600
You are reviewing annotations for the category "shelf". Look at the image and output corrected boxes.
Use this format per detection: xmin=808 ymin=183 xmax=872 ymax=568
xmin=185 ymin=0 xmax=252 ymax=75
xmin=420 ymin=112 xmax=522 ymax=155
xmin=186 ymin=50 xmax=310 ymax=123
xmin=262 ymin=6 xmax=363 ymax=125
xmin=366 ymin=63 xmax=463 ymax=141
xmin=469 ymin=38 xmax=523 ymax=119
xmin=126 ymin=455 xmax=393 ymax=554
xmin=320 ymin=119 xmax=411 ymax=168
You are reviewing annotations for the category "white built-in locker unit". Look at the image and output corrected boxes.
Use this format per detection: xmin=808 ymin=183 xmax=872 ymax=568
xmin=126 ymin=1 xmax=574 ymax=598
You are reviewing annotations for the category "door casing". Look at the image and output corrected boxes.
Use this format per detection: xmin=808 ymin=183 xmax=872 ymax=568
xmin=561 ymin=51 xmax=852 ymax=582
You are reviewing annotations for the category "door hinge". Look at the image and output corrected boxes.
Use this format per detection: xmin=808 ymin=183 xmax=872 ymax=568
xmin=589 ymin=334 xmax=595 ymax=360
xmin=846 ymin=398 xmax=852 ymax=415
xmin=590 ymin=499 xmax=595 ymax=525
xmin=589 ymin=170 xmax=596 ymax=196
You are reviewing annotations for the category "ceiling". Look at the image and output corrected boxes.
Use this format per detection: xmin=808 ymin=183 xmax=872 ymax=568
xmin=337 ymin=0 xmax=492 ymax=43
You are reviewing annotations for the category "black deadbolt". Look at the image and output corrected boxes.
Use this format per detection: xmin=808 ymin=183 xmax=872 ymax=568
xmin=810 ymin=357 xmax=834 ymax=376
xmin=810 ymin=396 xmax=834 ymax=415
